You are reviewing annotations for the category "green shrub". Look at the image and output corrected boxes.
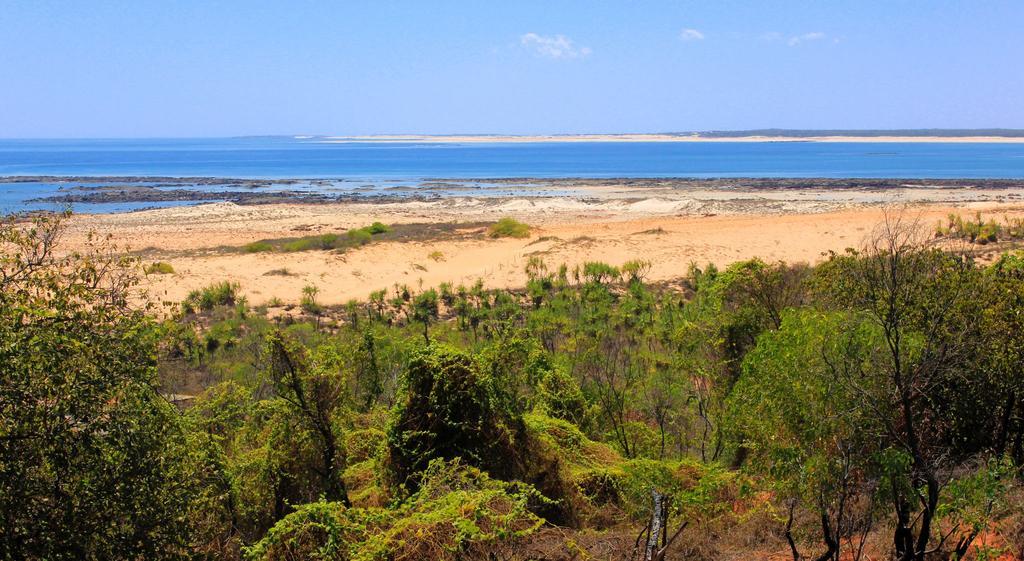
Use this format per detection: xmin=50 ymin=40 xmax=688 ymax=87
xmin=182 ymin=281 xmax=241 ymax=314
xmin=582 ymin=261 xmax=620 ymax=284
xmin=245 ymin=223 xmax=388 ymax=255
xmin=386 ymin=345 xmax=513 ymax=490
xmin=244 ymin=241 xmax=274 ymax=253
xmin=280 ymin=238 xmax=309 ymax=252
xmin=300 ymin=284 xmax=321 ymax=315
xmin=937 ymin=212 xmax=1023 ymax=244
xmin=346 ymin=228 xmax=372 ymax=246
xmin=365 ymin=221 xmax=390 ymax=235
xmin=243 ymin=501 xmax=382 ymax=561
xmin=525 ymin=413 xmax=619 ymax=472
xmin=245 ymin=459 xmax=544 ymax=561
xmin=488 ymin=217 xmax=531 ymax=239
xmin=144 ymin=261 xmax=175 ymax=275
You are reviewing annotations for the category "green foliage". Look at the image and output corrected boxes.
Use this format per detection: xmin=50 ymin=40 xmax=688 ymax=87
xmin=346 ymin=229 xmax=372 ymax=246
xmin=524 ymin=413 xmax=620 ymax=472
xmin=244 ymin=240 xmax=275 ymax=253
xmin=301 ymin=284 xmax=322 ymax=315
xmin=386 ymin=345 xmax=513 ymax=490
xmin=581 ymin=261 xmax=619 ymax=284
xmin=246 ymin=459 xmax=544 ymax=561
xmin=183 ymin=280 xmax=242 ymax=314
xmin=243 ymin=500 xmax=377 ymax=561
xmin=0 ymin=214 xmax=193 ymax=560
xmin=11 ymin=211 xmax=1024 ymax=560
xmin=935 ymin=212 xmax=1024 ymax=244
xmin=488 ymin=217 xmax=531 ymax=239
xmin=243 ymin=223 xmax=391 ymax=254
xmin=727 ymin=308 xmax=881 ymax=528
xmin=537 ymin=368 xmax=589 ymax=427
xmin=145 ymin=260 xmax=176 ymax=274
xmin=365 ymin=221 xmax=390 ymax=235
xmin=409 ymin=289 xmax=440 ymax=343
xmin=936 ymin=459 xmax=1014 ymax=540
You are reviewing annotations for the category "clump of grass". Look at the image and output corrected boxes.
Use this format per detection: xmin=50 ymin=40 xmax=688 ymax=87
xmin=488 ymin=217 xmax=531 ymax=239
xmin=636 ymin=227 xmax=667 ymax=235
xmin=182 ymin=281 xmax=241 ymax=314
xmin=527 ymin=235 xmax=560 ymax=246
xmin=263 ymin=268 xmax=295 ymax=277
xmin=266 ymin=296 xmax=284 ymax=307
xmin=244 ymin=241 xmax=274 ymax=253
xmin=427 ymin=250 xmax=446 ymax=262
xmin=144 ymin=261 xmax=175 ymax=275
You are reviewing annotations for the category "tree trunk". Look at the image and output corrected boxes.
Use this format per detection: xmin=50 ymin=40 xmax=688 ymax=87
xmin=645 ymin=490 xmax=667 ymax=561
xmin=812 ymin=513 xmax=839 ymax=561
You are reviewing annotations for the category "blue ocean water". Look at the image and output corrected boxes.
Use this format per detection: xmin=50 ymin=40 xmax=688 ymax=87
xmin=1 ymin=137 xmax=1023 ymax=213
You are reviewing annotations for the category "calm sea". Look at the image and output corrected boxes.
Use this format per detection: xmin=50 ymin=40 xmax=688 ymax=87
xmin=2 ymin=137 xmax=1023 ymax=213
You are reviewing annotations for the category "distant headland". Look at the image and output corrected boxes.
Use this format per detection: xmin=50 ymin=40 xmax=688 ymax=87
xmin=319 ymin=129 xmax=1024 ymax=143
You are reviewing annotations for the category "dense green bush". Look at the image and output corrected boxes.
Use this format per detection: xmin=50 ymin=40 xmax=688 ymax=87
xmin=245 ymin=459 xmax=544 ymax=561
xmin=386 ymin=345 xmax=512 ymax=490
xmin=0 ymin=214 xmax=193 ymax=560
xmin=488 ymin=217 xmax=531 ymax=239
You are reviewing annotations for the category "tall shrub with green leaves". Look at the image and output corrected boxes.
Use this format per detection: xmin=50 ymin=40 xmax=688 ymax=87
xmin=0 ymin=214 xmax=192 ymax=560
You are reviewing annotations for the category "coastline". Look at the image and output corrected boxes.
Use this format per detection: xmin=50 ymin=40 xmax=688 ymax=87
xmin=54 ymin=178 xmax=1024 ymax=308
xmin=324 ymin=133 xmax=1024 ymax=144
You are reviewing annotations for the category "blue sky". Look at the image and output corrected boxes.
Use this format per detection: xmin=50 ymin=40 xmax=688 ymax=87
xmin=1 ymin=0 xmax=1022 ymax=137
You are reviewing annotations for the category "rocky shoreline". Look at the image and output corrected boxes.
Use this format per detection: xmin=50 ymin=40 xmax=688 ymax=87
xmin=9 ymin=176 xmax=1024 ymax=208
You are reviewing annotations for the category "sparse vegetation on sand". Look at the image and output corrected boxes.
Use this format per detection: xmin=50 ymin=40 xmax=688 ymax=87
xmin=935 ymin=211 xmax=1024 ymax=244
xmin=488 ymin=217 xmax=531 ymax=238
xmin=243 ymin=223 xmax=392 ymax=253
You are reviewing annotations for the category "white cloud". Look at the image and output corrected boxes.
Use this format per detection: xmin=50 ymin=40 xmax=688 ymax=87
xmin=787 ymin=31 xmax=826 ymax=46
xmin=520 ymin=33 xmax=591 ymax=59
xmin=759 ymin=31 xmax=783 ymax=42
xmin=679 ymin=28 xmax=705 ymax=42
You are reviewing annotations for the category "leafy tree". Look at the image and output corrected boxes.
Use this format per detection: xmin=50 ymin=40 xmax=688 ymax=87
xmin=813 ymin=216 xmax=988 ymax=561
xmin=267 ymin=332 xmax=352 ymax=506
xmin=0 ymin=214 xmax=192 ymax=560
xmin=411 ymin=288 xmax=439 ymax=344
xmin=728 ymin=309 xmax=881 ymax=561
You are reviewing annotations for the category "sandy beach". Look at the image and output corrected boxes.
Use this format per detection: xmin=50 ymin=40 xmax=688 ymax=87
xmin=59 ymin=179 xmax=1024 ymax=308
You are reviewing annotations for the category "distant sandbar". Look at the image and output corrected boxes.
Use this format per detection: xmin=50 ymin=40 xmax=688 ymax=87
xmin=323 ymin=133 xmax=1024 ymax=144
